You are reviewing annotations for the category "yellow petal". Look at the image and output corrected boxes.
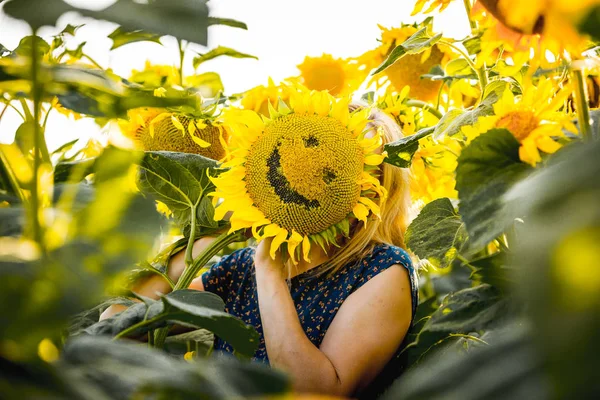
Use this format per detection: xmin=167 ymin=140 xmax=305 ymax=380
xmin=270 ymin=228 xmax=288 ymax=259
xmin=287 ymin=230 xmax=304 ymax=264
xmin=359 ymin=196 xmax=381 ymax=217
xmin=191 ymin=135 xmax=211 ymax=148
xmin=364 ymin=152 xmax=387 ymax=166
xmin=353 ymin=202 xmax=369 ymax=224
xmin=154 ymin=87 xmax=167 ymax=97
xmin=302 ymin=235 xmax=311 ymax=263
xmin=330 ymin=97 xmax=350 ymax=126
xmin=171 ymin=115 xmax=185 ymax=134
xmin=188 ymin=121 xmax=196 ymax=136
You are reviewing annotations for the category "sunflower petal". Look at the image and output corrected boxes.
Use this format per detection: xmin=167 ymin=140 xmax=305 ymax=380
xmin=353 ymin=202 xmax=369 ymax=224
xmin=302 ymin=235 xmax=311 ymax=263
xmin=270 ymin=228 xmax=288 ymax=259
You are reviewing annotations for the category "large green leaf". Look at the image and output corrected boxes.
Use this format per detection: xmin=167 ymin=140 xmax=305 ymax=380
xmin=193 ymin=46 xmax=257 ymax=69
xmin=469 ymin=252 xmax=515 ymax=291
xmin=137 ymin=151 xmax=222 ymax=234
xmin=59 ymin=335 xmax=288 ymax=399
xmin=402 ymin=284 xmax=515 ymax=366
xmin=508 ymin=140 xmax=600 ymax=398
xmin=85 ymin=290 xmax=260 ymax=358
xmin=406 ymin=198 xmax=468 ymax=268
xmin=433 ymin=79 xmax=507 ymax=139
xmin=456 ymin=128 xmax=532 ymax=249
xmin=384 ymin=323 xmax=548 ymax=400
xmin=372 ymin=28 xmax=442 ymax=75
xmin=384 ymin=127 xmax=434 ymax=168
xmin=107 ymin=27 xmax=163 ymax=50
xmin=4 ymin=0 xmax=210 ymax=45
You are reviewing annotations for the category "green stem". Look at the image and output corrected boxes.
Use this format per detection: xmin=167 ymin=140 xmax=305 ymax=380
xmin=461 ymin=0 xmax=489 ymax=98
xmin=19 ymin=99 xmax=33 ymax=121
xmin=1 ymin=99 xmax=25 ymax=120
xmin=83 ymin=54 xmax=103 ymax=70
xmin=405 ymin=99 xmax=443 ymax=119
xmin=153 ymin=231 xmax=243 ymax=348
xmin=178 ymin=39 xmax=186 ymax=86
xmin=456 ymin=254 xmax=478 ymax=272
xmin=184 ymin=204 xmax=198 ymax=268
xmin=113 ymin=315 xmax=163 ymax=340
xmin=29 ymin=34 xmax=44 ymax=247
xmin=0 ymin=145 xmax=27 ymax=203
xmin=571 ymin=68 xmax=592 ymax=141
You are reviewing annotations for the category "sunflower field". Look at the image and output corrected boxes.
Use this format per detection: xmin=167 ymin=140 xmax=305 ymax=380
xmin=1 ymin=0 xmax=600 ymax=398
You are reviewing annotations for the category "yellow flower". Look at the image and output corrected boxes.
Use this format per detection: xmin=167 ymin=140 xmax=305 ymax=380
xmin=475 ymin=0 xmax=595 ymax=67
xmin=462 ymin=77 xmax=577 ymax=166
xmin=410 ymin=136 xmax=461 ymax=204
xmin=360 ymin=24 xmax=455 ymax=102
xmin=210 ymin=88 xmax=387 ymax=263
xmin=295 ymin=54 xmax=366 ymax=96
xmin=129 ymin=61 xmax=180 ymax=87
xmin=411 ymin=0 xmax=455 ymax=15
xmin=377 ymin=87 xmax=418 ymax=135
xmin=119 ymin=108 xmax=228 ymax=160
xmin=241 ymin=79 xmax=293 ymax=116
xmin=38 ymin=338 xmax=59 ymax=363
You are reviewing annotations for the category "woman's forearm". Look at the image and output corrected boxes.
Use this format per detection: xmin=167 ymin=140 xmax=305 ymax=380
xmin=100 ymin=236 xmax=217 ymax=320
xmin=254 ymin=266 xmax=344 ymax=395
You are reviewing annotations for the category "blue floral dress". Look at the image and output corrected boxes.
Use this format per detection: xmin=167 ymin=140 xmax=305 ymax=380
xmin=201 ymin=242 xmax=419 ymax=365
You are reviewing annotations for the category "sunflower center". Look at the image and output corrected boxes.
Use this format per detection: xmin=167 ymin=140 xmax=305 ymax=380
xmin=245 ymin=113 xmax=364 ymax=235
xmin=136 ymin=114 xmax=226 ymax=160
xmin=302 ymin=61 xmax=346 ymax=96
xmin=495 ymin=110 xmax=539 ymax=141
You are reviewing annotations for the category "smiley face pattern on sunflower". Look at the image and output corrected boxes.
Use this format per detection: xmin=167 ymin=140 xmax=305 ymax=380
xmin=201 ymin=243 xmax=418 ymax=363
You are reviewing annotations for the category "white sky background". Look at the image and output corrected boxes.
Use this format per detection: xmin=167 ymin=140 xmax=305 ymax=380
xmin=0 ymin=0 xmax=470 ymax=151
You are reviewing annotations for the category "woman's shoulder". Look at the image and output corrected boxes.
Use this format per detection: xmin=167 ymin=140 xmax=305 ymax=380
xmin=364 ymin=243 xmax=413 ymax=270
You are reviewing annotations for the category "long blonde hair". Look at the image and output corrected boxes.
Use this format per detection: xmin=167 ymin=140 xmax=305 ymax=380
xmin=299 ymin=103 xmax=412 ymax=276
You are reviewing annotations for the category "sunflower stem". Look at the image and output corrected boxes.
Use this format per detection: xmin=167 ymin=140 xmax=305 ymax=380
xmin=571 ymin=68 xmax=592 ymax=141
xmin=178 ymin=39 xmax=186 ymax=86
xmin=461 ymin=0 xmax=489 ymax=99
xmin=184 ymin=203 xmax=198 ymax=268
xmin=405 ymin=99 xmax=443 ymax=119
xmin=28 ymin=33 xmax=46 ymax=248
xmin=153 ymin=230 xmax=243 ymax=348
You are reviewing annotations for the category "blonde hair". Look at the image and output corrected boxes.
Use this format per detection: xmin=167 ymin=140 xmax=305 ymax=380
xmin=290 ymin=103 xmax=412 ymax=277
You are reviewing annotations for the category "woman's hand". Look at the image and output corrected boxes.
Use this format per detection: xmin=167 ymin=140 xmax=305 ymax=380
xmin=254 ymin=237 xmax=286 ymax=279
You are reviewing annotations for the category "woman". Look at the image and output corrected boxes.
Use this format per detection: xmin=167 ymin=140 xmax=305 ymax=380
xmin=102 ymin=102 xmax=418 ymax=398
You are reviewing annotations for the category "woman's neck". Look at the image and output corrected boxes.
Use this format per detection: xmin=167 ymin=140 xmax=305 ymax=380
xmin=287 ymin=245 xmax=332 ymax=279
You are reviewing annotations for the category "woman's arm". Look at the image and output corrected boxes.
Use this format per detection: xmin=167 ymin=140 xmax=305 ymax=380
xmin=99 ymin=236 xmax=215 ymax=319
xmin=254 ymin=239 xmax=413 ymax=396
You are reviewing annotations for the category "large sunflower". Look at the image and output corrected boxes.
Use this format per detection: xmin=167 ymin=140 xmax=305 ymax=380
xmin=210 ymin=89 xmax=387 ymax=262
xmin=294 ymin=54 xmax=366 ymax=97
xmin=119 ymin=108 xmax=228 ymax=160
xmin=360 ymin=24 xmax=454 ymax=102
xmin=462 ymin=77 xmax=577 ymax=166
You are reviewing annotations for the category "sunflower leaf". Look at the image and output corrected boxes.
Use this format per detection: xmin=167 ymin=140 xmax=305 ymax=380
xmin=207 ymin=16 xmax=248 ymax=30
xmin=4 ymin=0 xmax=209 ymax=45
xmin=193 ymin=46 xmax=258 ymax=69
xmin=372 ymin=28 xmax=442 ymax=75
xmin=456 ymin=128 xmax=532 ymax=250
xmin=406 ymin=198 xmax=468 ymax=268
xmin=136 ymin=151 xmax=222 ymax=234
xmin=433 ymin=79 xmax=507 ymax=139
xmin=108 ymin=27 xmax=163 ymax=50
xmin=384 ymin=126 xmax=434 ymax=168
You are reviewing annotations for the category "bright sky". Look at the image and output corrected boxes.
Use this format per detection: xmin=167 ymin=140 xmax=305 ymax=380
xmin=0 ymin=0 xmax=469 ymax=151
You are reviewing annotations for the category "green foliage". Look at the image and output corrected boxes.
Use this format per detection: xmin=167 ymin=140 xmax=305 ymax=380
xmin=373 ymin=27 xmax=442 ymax=75
xmin=4 ymin=0 xmax=210 ymax=45
xmin=456 ymin=128 xmax=532 ymax=249
xmin=406 ymin=198 xmax=468 ymax=268
xmin=385 ymin=323 xmax=548 ymax=400
xmin=108 ymin=27 xmax=163 ymax=50
xmin=384 ymin=127 xmax=433 ymax=168
xmin=403 ymin=284 xmax=515 ymax=366
xmin=137 ymin=151 xmax=223 ymax=235
xmin=433 ymin=80 xmax=507 ymax=139
xmin=193 ymin=46 xmax=258 ymax=69
xmin=86 ymin=289 xmax=260 ymax=358
xmin=579 ymin=5 xmax=600 ymax=42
